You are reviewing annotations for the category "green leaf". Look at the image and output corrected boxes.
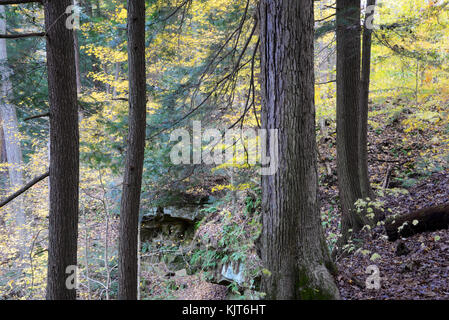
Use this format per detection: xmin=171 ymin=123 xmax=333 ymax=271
xmin=370 ymin=253 xmax=381 ymax=261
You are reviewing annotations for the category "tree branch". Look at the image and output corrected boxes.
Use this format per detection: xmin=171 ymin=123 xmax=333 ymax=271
xmin=315 ymin=13 xmax=336 ymax=23
xmin=0 ymin=32 xmax=45 ymax=39
xmin=0 ymin=0 xmax=42 ymax=5
xmin=24 ymin=112 xmax=50 ymax=121
xmin=316 ymin=79 xmax=336 ymax=85
xmin=0 ymin=171 xmax=49 ymax=208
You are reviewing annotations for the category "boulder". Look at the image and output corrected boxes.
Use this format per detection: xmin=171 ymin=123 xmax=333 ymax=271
xmin=141 ymin=205 xmax=206 ymax=241
xmin=217 ymin=261 xmax=245 ymax=286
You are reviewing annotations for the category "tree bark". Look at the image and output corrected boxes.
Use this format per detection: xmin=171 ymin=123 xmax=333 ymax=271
xmin=259 ymin=0 xmax=340 ymax=300
xmin=0 ymin=32 xmax=45 ymax=39
xmin=118 ymin=0 xmax=146 ymax=300
xmin=0 ymin=5 xmax=26 ymax=255
xmin=73 ymin=0 xmax=81 ymax=96
xmin=358 ymin=0 xmax=376 ymax=199
xmin=385 ymin=204 xmax=449 ymax=241
xmin=336 ymin=0 xmax=368 ymax=244
xmin=44 ymin=0 xmax=79 ymax=300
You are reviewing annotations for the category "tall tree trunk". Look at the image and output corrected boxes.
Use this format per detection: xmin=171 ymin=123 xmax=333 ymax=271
xmin=358 ymin=0 xmax=376 ymax=199
xmin=259 ymin=0 xmax=340 ymax=300
xmin=81 ymin=0 xmax=93 ymax=17
xmin=95 ymin=0 xmax=101 ymax=17
xmin=73 ymin=0 xmax=82 ymax=96
xmin=118 ymin=0 xmax=146 ymax=300
xmin=0 ymin=122 xmax=7 ymax=226
xmin=0 ymin=5 xmax=26 ymax=255
xmin=45 ymin=0 xmax=79 ymax=300
xmin=336 ymin=0 xmax=367 ymax=245
xmin=112 ymin=61 xmax=120 ymax=99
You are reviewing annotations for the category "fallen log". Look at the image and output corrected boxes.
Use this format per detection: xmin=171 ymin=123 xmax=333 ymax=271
xmin=385 ymin=204 xmax=449 ymax=241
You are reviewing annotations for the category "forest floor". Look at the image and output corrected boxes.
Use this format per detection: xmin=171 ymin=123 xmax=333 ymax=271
xmin=142 ymin=102 xmax=449 ymax=300
xmin=319 ymin=102 xmax=449 ymax=300
xmin=334 ymin=171 xmax=449 ymax=299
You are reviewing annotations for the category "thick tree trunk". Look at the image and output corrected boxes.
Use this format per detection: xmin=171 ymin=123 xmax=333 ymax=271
xmin=118 ymin=0 xmax=146 ymax=300
xmin=336 ymin=0 xmax=368 ymax=244
xmin=44 ymin=0 xmax=79 ymax=300
xmin=0 ymin=5 xmax=26 ymax=254
xmin=259 ymin=0 xmax=340 ymax=300
xmin=358 ymin=0 xmax=376 ymax=199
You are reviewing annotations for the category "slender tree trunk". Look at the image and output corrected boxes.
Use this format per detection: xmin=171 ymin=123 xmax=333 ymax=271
xmin=95 ymin=0 xmax=101 ymax=17
xmin=81 ymin=0 xmax=93 ymax=17
xmin=103 ymin=197 xmax=110 ymax=300
xmin=82 ymin=206 xmax=91 ymax=300
xmin=73 ymin=0 xmax=82 ymax=96
xmin=0 ymin=120 xmax=8 ymax=192
xmin=118 ymin=0 xmax=146 ymax=300
xmin=259 ymin=0 xmax=340 ymax=300
xmin=415 ymin=59 xmax=420 ymax=104
xmin=358 ymin=0 xmax=376 ymax=199
xmin=112 ymin=62 xmax=120 ymax=99
xmin=44 ymin=0 xmax=79 ymax=300
xmin=336 ymin=0 xmax=367 ymax=245
xmin=100 ymin=170 xmax=110 ymax=300
xmin=0 ymin=5 xmax=26 ymax=255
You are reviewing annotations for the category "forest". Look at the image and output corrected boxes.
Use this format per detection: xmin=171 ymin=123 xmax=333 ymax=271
xmin=0 ymin=0 xmax=448 ymax=301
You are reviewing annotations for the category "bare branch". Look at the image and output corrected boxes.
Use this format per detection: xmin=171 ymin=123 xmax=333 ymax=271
xmin=0 ymin=0 xmax=42 ymax=5
xmin=0 ymin=171 xmax=49 ymax=208
xmin=0 ymin=32 xmax=45 ymax=39
xmin=315 ymin=13 xmax=336 ymax=23
xmin=24 ymin=112 xmax=50 ymax=121
xmin=316 ymin=79 xmax=336 ymax=85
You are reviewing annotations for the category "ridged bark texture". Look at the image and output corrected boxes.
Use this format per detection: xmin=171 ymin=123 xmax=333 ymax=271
xmin=358 ymin=0 xmax=376 ymax=199
xmin=118 ymin=0 xmax=146 ymax=300
xmin=336 ymin=0 xmax=367 ymax=244
xmin=45 ymin=0 xmax=79 ymax=300
xmin=259 ymin=0 xmax=340 ymax=300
